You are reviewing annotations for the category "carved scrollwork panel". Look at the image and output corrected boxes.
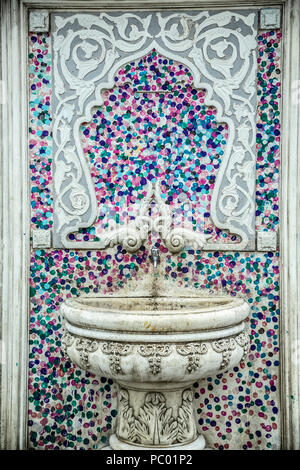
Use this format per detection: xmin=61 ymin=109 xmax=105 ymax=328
xmin=52 ymin=11 xmax=258 ymax=250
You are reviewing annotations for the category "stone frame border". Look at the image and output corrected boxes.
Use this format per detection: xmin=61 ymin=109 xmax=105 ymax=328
xmin=0 ymin=0 xmax=299 ymax=450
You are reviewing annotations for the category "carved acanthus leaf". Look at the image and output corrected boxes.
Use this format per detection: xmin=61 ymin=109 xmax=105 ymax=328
xmin=118 ymin=387 xmax=196 ymax=446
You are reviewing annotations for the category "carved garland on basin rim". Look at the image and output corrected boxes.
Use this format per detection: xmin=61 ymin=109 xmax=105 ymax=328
xmin=101 ymin=342 xmax=133 ymax=375
xmin=52 ymin=11 xmax=257 ymax=251
xmin=61 ymin=331 xmax=250 ymax=374
xmin=176 ymin=342 xmax=208 ymax=374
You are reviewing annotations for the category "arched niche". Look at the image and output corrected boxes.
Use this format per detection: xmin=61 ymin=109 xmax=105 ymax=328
xmin=52 ymin=10 xmax=258 ymax=251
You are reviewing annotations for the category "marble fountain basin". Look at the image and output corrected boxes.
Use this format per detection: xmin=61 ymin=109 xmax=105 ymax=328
xmin=61 ymin=296 xmax=250 ymax=450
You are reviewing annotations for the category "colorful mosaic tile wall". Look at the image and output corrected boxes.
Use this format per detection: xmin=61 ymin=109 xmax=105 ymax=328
xmin=28 ymin=29 xmax=281 ymax=450
xmin=76 ymin=53 xmax=235 ymax=244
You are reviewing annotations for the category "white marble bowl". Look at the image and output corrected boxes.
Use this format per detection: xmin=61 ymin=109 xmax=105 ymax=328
xmin=61 ymin=295 xmax=250 ymax=450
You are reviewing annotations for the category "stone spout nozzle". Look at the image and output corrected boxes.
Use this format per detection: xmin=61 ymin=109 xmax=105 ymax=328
xmin=150 ymin=246 xmax=160 ymax=269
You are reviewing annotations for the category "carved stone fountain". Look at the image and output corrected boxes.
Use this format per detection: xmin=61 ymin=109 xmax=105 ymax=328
xmin=56 ymin=9 xmax=255 ymax=451
xmin=61 ymin=294 xmax=249 ymax=450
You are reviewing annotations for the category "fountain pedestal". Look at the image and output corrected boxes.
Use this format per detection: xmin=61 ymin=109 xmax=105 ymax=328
xmin=110 ymin=382 xmax=204 ymax=450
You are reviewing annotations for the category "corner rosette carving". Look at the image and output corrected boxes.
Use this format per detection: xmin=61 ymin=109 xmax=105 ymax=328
xmin=32 ymin=228 xmax=51 ymax=249
xmin=29 ymin=10 xmax=49 ymax=32
xmin=152 ymin=182 xmax=208 ymax=252
xmin=177 ymin=389 xmax=197 ymax=443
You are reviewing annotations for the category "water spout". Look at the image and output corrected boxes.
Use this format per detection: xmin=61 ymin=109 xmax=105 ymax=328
xmin=150 ymin=246 xmax=160 ymax=269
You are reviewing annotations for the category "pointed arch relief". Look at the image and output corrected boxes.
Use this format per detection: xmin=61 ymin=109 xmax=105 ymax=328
xmin=52 ymin=10 xmax=258 ymax=252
